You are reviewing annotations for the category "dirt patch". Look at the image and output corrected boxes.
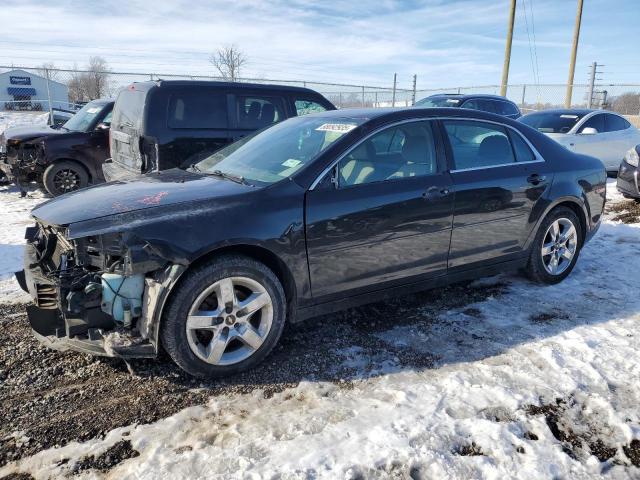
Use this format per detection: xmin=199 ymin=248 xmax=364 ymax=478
xmin=525 ymin=397 xmax=622 ymax=463
xmin=607 ymin=199 xmax=640 ymax=224
xmin=73 ymin=440 xmax=139 ymax=474
xmin=0 ymin=280 xmax=505 ymax=466
xmin=623 ymin=440 xmax=640 ymax=467
xmin=529 ymin=309 xmax=570 ymax=324
xmin=454 ymin=441 xmax=484 ymax=456
xmin=0 ymin=473 xmax=35 ymax=480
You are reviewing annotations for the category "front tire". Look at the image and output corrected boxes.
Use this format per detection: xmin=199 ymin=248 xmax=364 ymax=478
xmin=43 ymin=160 xmax=89 ymax=196
xmin=525 ymin=206 xmax=582 ymax=284
xmin=161 ymin=255 xmax=286 ymax=378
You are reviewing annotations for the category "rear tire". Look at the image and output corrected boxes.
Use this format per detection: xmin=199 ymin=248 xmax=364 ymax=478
xmin=525 ymin=206 xmax=582 ymax=285
xmin=43 ymin=160 xmax=89 ymax=196
xmin=161 ymin=255 xmax=286 ymax=378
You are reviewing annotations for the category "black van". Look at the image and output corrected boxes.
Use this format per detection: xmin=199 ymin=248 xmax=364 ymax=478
xmin=104 ymin=81 xmax=336 ymax=180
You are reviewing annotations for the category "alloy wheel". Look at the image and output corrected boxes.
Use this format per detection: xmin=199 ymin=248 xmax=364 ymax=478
xmin=541 ymin=217 xmax=578 ymax=275
xmin=53 ymin=168 xmax=80 ymax=193
xmin=186 ymin=276 xmax=274 ymax=366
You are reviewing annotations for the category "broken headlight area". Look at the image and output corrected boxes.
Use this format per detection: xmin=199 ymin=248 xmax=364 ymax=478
xmin=14 ymin=141 xmax=45 ymax=167
xmin=21 ymin=223 xmax=175 ymax=358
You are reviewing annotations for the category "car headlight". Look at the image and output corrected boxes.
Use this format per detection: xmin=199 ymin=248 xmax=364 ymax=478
xmin=625 ymin=146 xmax=640 ymax=167
xmin=7 ymin=138 xmax=21 ymax=147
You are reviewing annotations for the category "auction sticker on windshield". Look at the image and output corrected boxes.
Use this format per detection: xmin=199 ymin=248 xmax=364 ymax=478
xmin=315 ymin=123 xmax=357 ymax=133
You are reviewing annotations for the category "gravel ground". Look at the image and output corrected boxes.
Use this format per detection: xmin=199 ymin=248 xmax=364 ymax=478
xmin=0 ymin=281 xmax=505 ymax=469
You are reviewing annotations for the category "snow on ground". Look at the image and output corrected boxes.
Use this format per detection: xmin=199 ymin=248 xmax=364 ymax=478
xmin=0 ymin=111 xmax=49 ymax=136
xmin=0 ymin=185 xmax=46 ymax=303
xmin=1 ymin=180 xmax=640 ymax=479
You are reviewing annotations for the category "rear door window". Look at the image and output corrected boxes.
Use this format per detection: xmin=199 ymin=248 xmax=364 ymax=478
xmin=443 ymin=120 xmax=516 ymax=170
xmin=294 ymin=99 xmax=329 ymax=116
xmin=236 ymin=96 xmax=285 ymax=129
xmin=508 ymin=130 xmax=536 ymax=162
xmin=168 ymin=91 xmax=228 ymax=129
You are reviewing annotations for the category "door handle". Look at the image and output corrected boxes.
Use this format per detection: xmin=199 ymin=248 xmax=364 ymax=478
xmin=527 ymin=174 xmax=546 ymax=185
xmin=422 ymin=186 xmax=450 ymax=200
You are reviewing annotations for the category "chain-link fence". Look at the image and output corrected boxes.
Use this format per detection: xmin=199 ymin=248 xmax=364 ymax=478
xmin=1 ymin=65 xmax=638 ymax=119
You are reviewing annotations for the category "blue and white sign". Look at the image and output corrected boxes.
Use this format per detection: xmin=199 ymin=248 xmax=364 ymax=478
xmin=10 ymin=76 xmax=31 ymax=85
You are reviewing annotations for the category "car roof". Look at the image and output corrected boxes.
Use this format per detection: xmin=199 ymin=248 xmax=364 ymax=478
xmin=304 ymin=106 xmax=522 ymax=124
xmin=523 ymin=108 xmax=594 ymax=116
xmin=132 ymin=80 xmax=325 ymax=96
xmin=427 ymin=93 xmax=516 ymax=102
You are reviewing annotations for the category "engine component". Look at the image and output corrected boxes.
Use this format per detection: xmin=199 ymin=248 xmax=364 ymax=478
xmin=101 ymin=273 xmax=145 ymax=326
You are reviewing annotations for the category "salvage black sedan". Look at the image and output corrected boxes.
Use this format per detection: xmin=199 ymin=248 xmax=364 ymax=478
xmin=19 ymin=108 xmax=606 ymax=377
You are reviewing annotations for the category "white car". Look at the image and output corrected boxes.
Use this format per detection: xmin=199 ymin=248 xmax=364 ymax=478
xmin=519 ymin=109 xmax=640 ymax=173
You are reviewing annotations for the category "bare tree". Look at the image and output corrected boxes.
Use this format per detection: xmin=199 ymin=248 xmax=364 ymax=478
xmin=36 ymin=62 xmax=60 ymax=81
xmin=67 ymin=57 xmax=112 ymax=104
xmin=210 ymin=45 xmax=247 ymax=82
xmin=611 ymin=92 xmax=640 ymax=116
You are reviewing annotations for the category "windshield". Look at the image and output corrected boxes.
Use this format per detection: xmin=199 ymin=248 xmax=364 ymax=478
xmin=519 ymin=112 xmax=588 ymax=133
xmin=63 ymin=101 xmax=107 ymax=132
xmin=415 ymin=97 xmax=462 ymax=108
xmin=194 ymin=116 xmax=363 ymax=185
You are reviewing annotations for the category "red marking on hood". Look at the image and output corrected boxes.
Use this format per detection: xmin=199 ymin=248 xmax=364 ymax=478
xmin=112 ymin=201 xmax=133 ymax=212
xmin=138 ymin=191 xmax=169 ymax=206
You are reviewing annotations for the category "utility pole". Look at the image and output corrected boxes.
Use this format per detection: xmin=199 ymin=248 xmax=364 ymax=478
xmin=391 ymin=73 xmax=397 ymax=107
xmin=500 ymin=0 xmax=517 ymax=96
xmin=411 ymin=74 xmax=417 ymax=105
xmin=587 ymin=62 xmax=596 ymax=108
xmin=564 ymin=0 xmax=584 ymax=108
xmin=586 ymin=62 xmax=605 ymax=109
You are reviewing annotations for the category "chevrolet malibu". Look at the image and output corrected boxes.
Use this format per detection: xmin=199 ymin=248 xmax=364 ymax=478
xmin=19 ymin=108 xmax=606 ymax=378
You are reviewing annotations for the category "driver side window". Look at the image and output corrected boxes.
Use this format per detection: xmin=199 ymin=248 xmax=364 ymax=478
xmin=338 ymin=121 xmax=437 ymax=187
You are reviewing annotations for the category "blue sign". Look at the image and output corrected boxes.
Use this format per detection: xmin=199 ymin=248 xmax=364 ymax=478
xmin=10 ymin=76 xmax=31 ymax=85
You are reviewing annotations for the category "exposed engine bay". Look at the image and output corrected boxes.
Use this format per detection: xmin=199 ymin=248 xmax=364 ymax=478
xmin=19 ymin=221 xmax=184 ymax=357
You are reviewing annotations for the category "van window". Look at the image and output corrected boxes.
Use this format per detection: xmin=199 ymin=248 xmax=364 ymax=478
xmin=168 ymin=91 xmax=228 ymax=129
xmin=236 ymin=96 xmax=285 ymax=129
xmin=112 ymin=88 xmax=145 ymax=130
xmin=294 ymin=99 xmax=328 ymax=116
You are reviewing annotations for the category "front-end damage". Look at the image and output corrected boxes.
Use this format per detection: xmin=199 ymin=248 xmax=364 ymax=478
xmin=1 ymin=138 xmax=47 ymax=185
xmin=19 ymin=222 xmax=185 ymax=358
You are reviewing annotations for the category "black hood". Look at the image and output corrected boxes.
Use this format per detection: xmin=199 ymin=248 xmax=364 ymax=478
xmin=2 ymin=125 xmax=67 ymax=142
xmin=32 ymin=169 xmax=254 ymax=227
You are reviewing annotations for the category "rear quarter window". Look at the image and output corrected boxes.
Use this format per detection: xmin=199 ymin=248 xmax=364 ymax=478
xmin=168 ymin=91 xmax=228 ymax=129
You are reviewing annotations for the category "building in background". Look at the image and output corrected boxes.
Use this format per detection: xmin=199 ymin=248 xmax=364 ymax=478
xmin=0 ymin=69 xmax=69 ymax=112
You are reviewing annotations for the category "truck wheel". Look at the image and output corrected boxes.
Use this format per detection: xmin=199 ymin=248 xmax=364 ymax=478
xmin=525 ymin=206 xmax=583 ymax=285
xmin=161 ymin=255 xmax=287 ymax=378
xmin=43 ymin=160 xmax=89 ymax=196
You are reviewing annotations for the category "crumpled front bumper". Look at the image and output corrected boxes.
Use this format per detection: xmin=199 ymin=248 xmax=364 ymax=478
xmin=18 ymin=240 xmax=157 ymax=359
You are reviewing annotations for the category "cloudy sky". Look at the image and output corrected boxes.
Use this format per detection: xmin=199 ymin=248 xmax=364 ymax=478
xmin=1 ymin=0 xmax=638 ymax=89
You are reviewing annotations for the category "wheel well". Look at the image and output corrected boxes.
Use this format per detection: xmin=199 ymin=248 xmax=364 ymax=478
xmin=551 ymin=201 xmax=588 ymax=246
xmin=51 ymin=158 xmax=92 ymax=181
xmin=186 ymin=244 xmax=297 ymax=311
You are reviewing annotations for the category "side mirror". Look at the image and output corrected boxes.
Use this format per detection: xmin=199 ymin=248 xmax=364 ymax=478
xmin=580 ymin=127 xmax=598 ymax=135
xmin=96 ymin=122 xmax=110 ymax=131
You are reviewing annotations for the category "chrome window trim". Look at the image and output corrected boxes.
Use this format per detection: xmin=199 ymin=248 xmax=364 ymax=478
xmin=308 ymin=116 xmax=545 ymax=190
